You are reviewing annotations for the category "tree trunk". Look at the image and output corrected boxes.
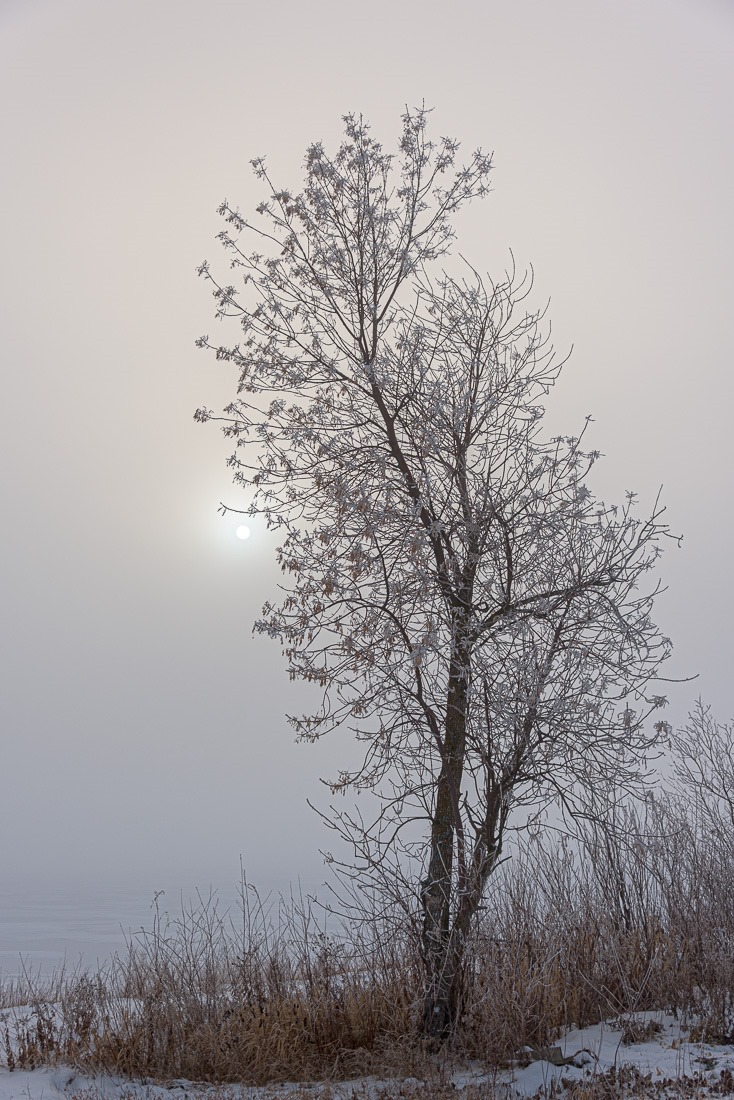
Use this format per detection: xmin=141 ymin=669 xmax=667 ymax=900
xmin=421 ymin=937 xmax=463 ymax=1039
xmin=421 ymin=859 xmax=497 ymax=1040
xmin=421 ymin=654 xmax=469 ymax=1040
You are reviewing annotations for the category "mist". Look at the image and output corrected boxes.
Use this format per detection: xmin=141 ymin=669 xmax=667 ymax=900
xmin=1 ymin=0 xmax=732 ymax=892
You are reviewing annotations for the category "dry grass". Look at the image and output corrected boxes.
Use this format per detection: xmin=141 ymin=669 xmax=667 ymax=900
xmin=1 ymin=886 xmax=427 ymax=1085
xmin=4 ymin=750 xmax=734 ymax=1088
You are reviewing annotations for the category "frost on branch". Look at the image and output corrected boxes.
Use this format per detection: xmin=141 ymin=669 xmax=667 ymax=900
xmin=196 ymin=106 xmax=676 ymax=1039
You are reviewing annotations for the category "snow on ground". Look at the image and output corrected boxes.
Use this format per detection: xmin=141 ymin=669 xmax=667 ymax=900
xmin=2 ymin=1010 xmax=734 ymax=1098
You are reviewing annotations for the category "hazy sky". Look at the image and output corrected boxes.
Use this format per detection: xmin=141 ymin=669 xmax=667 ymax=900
xmin=1 ymin=0 xmax=732 ymax=892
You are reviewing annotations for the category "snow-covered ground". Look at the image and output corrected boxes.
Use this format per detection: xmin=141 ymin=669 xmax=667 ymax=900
xmin=2 ymin=1009 xmax=734 ymax=1098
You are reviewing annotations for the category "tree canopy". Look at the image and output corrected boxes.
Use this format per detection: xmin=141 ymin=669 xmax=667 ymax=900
xmin=197 ymin=108 xmax=673 ymax=1036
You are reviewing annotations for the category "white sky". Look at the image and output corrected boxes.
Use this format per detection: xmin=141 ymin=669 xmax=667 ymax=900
xmin=1 ymin=0 xmax=732 ymax=892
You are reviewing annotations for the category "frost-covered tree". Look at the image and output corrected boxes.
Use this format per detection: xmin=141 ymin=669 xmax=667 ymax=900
xmin=196 ymin=108 xmax=673 ymax=1038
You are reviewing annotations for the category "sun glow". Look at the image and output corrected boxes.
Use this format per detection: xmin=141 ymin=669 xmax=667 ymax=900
xmin=235 ymin=525 xmax=251 ymax=540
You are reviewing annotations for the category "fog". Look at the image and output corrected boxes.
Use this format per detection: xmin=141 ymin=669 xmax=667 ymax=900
xmin=1 ymin=0 xmax=732 ymax=894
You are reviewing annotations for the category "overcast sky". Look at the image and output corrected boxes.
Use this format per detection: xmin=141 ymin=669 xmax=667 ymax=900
xmin=1 ymin=0 xmax=732 ymax=893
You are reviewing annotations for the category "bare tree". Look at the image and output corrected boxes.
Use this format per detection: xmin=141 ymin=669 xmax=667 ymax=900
xmin=671 ymin=700 xmax=734 ymax=839
xmin=195 ymin=108 xmax=673 ymax=1039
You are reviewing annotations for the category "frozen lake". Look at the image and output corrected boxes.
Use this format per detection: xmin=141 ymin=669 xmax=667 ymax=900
xmin=0 ymin=875 xmax=277 ymax=980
